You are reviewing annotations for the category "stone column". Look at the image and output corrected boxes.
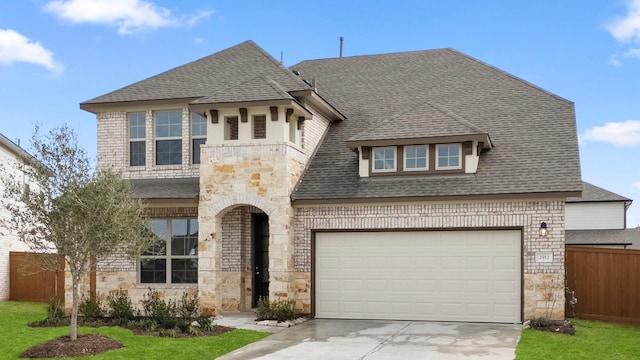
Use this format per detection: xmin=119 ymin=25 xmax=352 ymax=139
xmin=197 ymin=208 xmax=222 ymax=316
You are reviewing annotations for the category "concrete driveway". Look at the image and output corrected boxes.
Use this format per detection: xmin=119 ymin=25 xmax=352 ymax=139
xmin=216 ymin=319 xmax=522 ymax=360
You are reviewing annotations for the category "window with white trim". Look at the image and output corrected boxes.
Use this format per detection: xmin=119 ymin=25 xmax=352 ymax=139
xmin=404 ymin=145 xmax=428 ymax=171
xmin=191 ymin=113 xmax=206 ymax=164
xmin=372 ymin=147 xmax=397 ymax=172
xmin=155 ymin=111 xmax=182 ymax=165
xmin=141 ymin=218 xmax=198 ymax=284
xmin=129 ymin=112 xmax=146 ymax=166
xmin=436 ymin=143 xmax=462 ymax=170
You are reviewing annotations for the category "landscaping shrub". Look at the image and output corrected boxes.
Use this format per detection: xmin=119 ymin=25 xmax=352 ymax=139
xmin=141 ymin=288 xmax=178 ymax=329
xmin=79 ymin=294 xmax=103 ymax=321
xmin=107 ymin=292 xmax=135 ymax=323
xmin=196 ymin=316 xmax=214 ymax=331
xmin=256 ymin=297 xmax=297 ymax=321
xmin=47 ymin=298 xmax=64 ymax=321
xmin=177 ymin=292 xmax=200 ymax=320
xmin=532 ymin=317 xmax=549 ymax=328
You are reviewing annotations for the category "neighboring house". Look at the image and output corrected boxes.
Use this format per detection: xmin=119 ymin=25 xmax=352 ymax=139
xmin=80 ymin=41 xmax=582 ymax=323
xmin=566 ymin=182 xmax=640 ymax=249
xmin=0 ymin=133 xmax=34 ymax=300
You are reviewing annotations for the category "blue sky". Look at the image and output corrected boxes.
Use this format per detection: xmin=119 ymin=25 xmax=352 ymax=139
xmin=1 ymin=0 xmax=639 ymax=226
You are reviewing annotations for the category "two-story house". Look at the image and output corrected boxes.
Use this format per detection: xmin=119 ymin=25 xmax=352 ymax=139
xmin=80 ymin=41 xmax=582 ymax=323
xmin=0 ymin=133 xmax=36 ymax=300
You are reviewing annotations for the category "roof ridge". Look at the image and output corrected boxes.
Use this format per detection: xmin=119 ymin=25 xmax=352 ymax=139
xmin=447 ymin=48 xmax=574 ymax=105
xmin=292 ymin=47 xmax=452 ymax=67
xmin=245 ymin=40 xmax=311 ymax=90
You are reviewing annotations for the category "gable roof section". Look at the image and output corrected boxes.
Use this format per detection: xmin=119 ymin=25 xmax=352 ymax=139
xmin=566 ymin=228 xmax=640 ymax=248
xmin=0 ymin=132 xmax=39 ymax=164
xmin=130 ymin=178 xmax=199 ymax=199
xmin=346 ymin=99 xmax=492 ymax=148
xmin=80 ymin=41 xmax=311 ymax=110
xmin=566 ymin=182 xmax=631 ymax=203
xmin=290 ymin=48 xmax=582 ymax=201
xmin=192 ymin=76 xmax=293 ymax=104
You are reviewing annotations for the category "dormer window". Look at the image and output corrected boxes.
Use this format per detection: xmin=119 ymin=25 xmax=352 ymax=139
xmin=404 ymin=145 xmax=428 ymax=171
xmin=372 ymin=147 xmax=397 ymax=172
xmin=436 ymin=143 xmax=462 ymax=170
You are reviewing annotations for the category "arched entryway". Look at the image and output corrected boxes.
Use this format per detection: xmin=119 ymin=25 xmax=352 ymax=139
xmin=219 ymin=205 xmax=269 ymax=311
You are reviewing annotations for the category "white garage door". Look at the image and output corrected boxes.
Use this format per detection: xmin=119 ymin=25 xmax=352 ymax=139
xmin=315 ymin=230 xmax=521 ymax=323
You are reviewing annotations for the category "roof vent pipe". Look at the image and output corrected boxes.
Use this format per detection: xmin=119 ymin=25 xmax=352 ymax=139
xmin=340 ymin=36 xmax=344 ymax=58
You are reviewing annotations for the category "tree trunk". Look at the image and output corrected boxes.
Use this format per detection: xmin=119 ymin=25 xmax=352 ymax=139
xmin=70 ymin=273 xmax=80 ymax=340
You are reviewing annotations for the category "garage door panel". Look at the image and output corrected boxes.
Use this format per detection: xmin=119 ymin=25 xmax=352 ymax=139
xmin=315 ymin=230 xmax=521 ymax=323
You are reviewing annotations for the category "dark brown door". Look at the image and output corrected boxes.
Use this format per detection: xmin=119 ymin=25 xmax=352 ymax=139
xmin=253 ymin=214 xmax=269 ymax=307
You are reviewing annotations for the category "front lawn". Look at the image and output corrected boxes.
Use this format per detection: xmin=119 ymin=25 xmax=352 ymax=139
xmin=516 ymin=319 xmax=640 ymax=359
xmin=0 ymin=301 xmax=269 ymax=359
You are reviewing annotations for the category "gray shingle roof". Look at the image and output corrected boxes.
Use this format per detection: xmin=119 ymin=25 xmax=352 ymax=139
xmin=566 ymin=182 xmax=631 ymax=203
xmin=348 ymin=99 xmax=489 ymax=144
xmin=81 ymin=41 xmax=310 ymax=107
xmin=130 ymin=178 xmax=199 ymax=199
xmin=566 ymin=228 xmax=640 ymax=248
xmin=290 ymin=48 xmax=582 ymax=201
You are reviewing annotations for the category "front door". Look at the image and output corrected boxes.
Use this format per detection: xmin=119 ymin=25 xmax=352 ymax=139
xmin=252 ymin=214 xmax=269 ymax=307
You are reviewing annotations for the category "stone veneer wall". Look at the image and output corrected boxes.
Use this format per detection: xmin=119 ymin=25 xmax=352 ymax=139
xmin=292 ymin=199 xmax=566 ymax=320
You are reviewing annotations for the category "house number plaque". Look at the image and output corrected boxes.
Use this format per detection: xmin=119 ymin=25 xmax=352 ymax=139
xmin=535 ymin=252 xmax=553 ymax=263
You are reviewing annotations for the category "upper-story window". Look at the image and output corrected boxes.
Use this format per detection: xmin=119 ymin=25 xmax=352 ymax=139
xmin=404 ymin=145 xmax=428 ymax=171
xmin=436 ymin=143 xmax=462 ymax=170
xmin=252 ymin=115 xmax=267 ymax=139
xmin=129 ymin=112 xmax=146 ymax=166
xmin=191 ymin=113 xmax=207 ymax=164
xmin=155 ymin=111 xmax=182 ymax=165
xmin=372 ymin=147 xmax=397 ymax=172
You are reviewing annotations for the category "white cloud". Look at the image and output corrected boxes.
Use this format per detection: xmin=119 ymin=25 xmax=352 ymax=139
xmin=185 ymin=9 xmax=214 ymax=27
xmin=581 ymin=120 xmax=640 ymax=146
xmin=633 ymin=180 xmax=640 ymax=190
xmin=44 ymin=0 xmax=212 ymax=35
xmin=0 ymin=29 xmax=62 ymax=71
xmin=624 ymin=48 xmax=640 ymax=58
xmin=609 ymin=54 xmax=622 ymax=66
xmin=607 ymin=0 xmax=640 ymax=43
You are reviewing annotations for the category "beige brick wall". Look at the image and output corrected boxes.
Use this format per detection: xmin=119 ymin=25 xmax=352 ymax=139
xmin=95 ymin=108 xmax=200 ymax=179
xmin=293 ymin=199 xmax=566 ymax=320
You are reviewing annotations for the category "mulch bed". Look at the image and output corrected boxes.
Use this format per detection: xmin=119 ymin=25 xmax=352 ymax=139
xmin=21 ymin=334 xmax=123 ymax=358
xmin=532 ymin=320 xmax=576 ymax=335
xmin=22 ymin=319 xmax=235 ymax=358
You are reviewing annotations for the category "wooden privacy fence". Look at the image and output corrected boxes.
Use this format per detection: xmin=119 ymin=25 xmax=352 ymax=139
xmin=9 ymin=252 xmax=65 ymax=304
xmin=565 ymin=246 xmax=640 ymax=325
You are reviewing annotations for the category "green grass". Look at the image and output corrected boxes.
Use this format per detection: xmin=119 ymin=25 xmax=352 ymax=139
xmin=516 ymin=319 xmax=640 ymax=359
xmin=0 ymin=301 xmax=269 ymax=359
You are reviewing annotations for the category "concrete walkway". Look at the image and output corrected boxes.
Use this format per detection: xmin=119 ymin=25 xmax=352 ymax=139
xmin=216 ymin=318 xmax=522 ymax=360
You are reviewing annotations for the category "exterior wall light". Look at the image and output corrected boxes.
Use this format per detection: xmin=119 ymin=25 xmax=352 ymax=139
xmin=540 ymin=222 xmax=548 ymax=237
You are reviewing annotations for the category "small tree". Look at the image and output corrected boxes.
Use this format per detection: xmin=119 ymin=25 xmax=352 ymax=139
xmin=0 ymin=125 xmax=156 ymax=340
